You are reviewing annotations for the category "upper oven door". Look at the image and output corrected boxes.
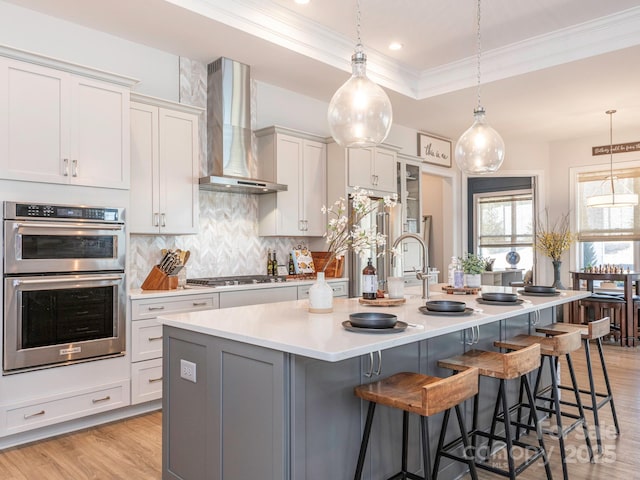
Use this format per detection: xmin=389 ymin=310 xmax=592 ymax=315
xmin=4 ymin=220 xmax=125 ymax=274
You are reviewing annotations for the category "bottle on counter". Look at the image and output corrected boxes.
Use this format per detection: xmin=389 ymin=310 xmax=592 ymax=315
xmin=288 ymin=253 xmax=295 ymax=275
xmin=271 ymin=250 xmax=278 ymax=276
xmin=447 ymin=256 xmax=458 ymax=287
xmin=453 ymin=259 xmax=464 ymax=289
xmin=267 ymin=249 xmax=273 ymax=276
xmin=362 ymin=258 xmax=377 ymax=300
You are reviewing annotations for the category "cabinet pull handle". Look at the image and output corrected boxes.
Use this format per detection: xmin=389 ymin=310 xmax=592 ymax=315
xmin=161 ymin=213 xmax=166 ymax=227
xmin=24 ymin=410 xmax=45 ymax=419
xmin=63 ymin=158 xmax=69 ymax=176
xmin=71 ymin=159 xmax=78 ymax=177
xmin=374 ymin=350 xmax=382 ymax=376
xmin=531 ymin=310 xmax=540 ymax=326
xmin=148 ymin=336 xmax=163 ymax=341
xmin=192 ymin=301 xmax=208 ymax=306
xmin=92 ymin=395 xmax=111 ymax=404
xmin=364 ymin=352 xmax=374 ymax=378
xmin=147 ymin=306 xmax=165 ymax=311
xmin=154 ymin=213 xmax=160 ymax=227
xmin=148 ymin=377 xmax=163 ymax=383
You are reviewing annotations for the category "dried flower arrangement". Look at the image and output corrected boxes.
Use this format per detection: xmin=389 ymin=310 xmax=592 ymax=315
xmin=535 ymin=210 xmax=576 ymax=261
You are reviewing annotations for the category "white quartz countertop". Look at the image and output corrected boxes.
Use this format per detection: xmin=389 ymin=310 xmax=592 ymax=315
xmin=157 ymin=285 xmax=590 ymax=362
xmin=129 ymin=277 xmax=347 ymax=300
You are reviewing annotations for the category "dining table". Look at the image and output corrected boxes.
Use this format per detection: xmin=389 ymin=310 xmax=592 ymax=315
xmin=571 ymin=270 xmax=640 ymax=346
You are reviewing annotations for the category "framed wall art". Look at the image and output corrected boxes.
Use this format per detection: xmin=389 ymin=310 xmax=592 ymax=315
xmin=417 ymin=132 xmax=452 ymax=168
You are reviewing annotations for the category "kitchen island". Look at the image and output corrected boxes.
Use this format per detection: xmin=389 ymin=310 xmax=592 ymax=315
xmin=158 ymin=286 xmax=589 ymax=480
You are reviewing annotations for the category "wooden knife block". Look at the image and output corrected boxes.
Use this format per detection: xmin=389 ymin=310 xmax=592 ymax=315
xmin=141 ymin=265 xmax=178 ymax=290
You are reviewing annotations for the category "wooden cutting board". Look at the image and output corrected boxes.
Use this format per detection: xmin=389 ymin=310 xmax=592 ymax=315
xmin=358 ymin=297 xmax=406 ymax=306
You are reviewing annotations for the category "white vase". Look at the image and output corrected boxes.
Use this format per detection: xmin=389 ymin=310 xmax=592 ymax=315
xmin=465 ymin=273 xmax=482 ymax=288
xmin=308 ymin=272 xmax=334 ymax=313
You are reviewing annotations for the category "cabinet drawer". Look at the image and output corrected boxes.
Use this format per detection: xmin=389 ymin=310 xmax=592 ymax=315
xmin=3 ymin=382 xmax=128 ymax=434
xmin=131 ymin=293 xmax=218 ymax=321
xmin=132 ymin=319 xmax=163 ymax=362
xmin=131 ymin=358 xmax=163 ymax=405
xmin=219 ymin=286 xmax=297 ymax=308
xmin=298 ymin=281 xmax=348 ymax=299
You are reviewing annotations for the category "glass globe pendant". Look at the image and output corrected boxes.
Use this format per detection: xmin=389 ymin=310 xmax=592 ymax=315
xmin=455 ymin=107 xmax=505 ymax=174
xmin=328 ymin=45 xmax=392 ymax=148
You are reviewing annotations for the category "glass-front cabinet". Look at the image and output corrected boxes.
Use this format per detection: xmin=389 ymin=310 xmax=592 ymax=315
xmin=395 ymin=156 xmax=424 ymax=278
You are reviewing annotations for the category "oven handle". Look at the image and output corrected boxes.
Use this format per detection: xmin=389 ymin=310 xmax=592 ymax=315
xmin=12 ymin=275 xmax=124 ymax=285
xmin=14 ymin=222 xmax=124 ymax=231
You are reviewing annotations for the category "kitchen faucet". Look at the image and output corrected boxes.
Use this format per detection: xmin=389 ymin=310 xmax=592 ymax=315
xmin=391 ymin=233 xmax=430 ymax=299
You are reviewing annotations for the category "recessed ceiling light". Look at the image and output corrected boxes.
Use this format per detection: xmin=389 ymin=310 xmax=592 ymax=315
xmin=294 ymin=0 xmax=310 ymax=4
xmin=388 ymin=42 xmax=403 ymax=51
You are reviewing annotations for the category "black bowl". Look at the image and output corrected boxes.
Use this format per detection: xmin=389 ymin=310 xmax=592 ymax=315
xmin=524 ymin=285 xmax=557 ymax=294
xmin=349 ymin=312 xmax=397 ymax=329
xmin=425 ymin=300 xmax=466 ymax=312
xmin=482 ymin=292 xmax=518 ymax=303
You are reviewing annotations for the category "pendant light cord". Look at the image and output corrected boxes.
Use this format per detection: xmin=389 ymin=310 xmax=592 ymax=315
xmin=476 ymin=0 xmax=482 ymax=110
xmin=608 ymin=109 xmax=616 ymax=195
xmin=356 ymin=0 xmax=362 ymax=50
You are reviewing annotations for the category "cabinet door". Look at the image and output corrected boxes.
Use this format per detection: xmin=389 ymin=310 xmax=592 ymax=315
xmin=347 ymin=147 xmax=374 ymax=189
xmin=0 ymin=58 xmax=70 ymax=183
xmin=301 ymin=140 xmax=326 ymax=236
xmin=373 ymin=148 xmax=397 ymax=193
xmin=70 ymin=76 xmax=130 ymax=188
xmin=129 ymin=102 xmax=160 ymax=233
xmin=158 ymin=108 xmax=199 ymax=234
xmin=275 ymin=134 xmax=304 ymax=234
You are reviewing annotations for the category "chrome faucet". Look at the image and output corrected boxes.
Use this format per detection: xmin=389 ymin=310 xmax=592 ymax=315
xmin=392 ymin=233 xmax=430 ymax=299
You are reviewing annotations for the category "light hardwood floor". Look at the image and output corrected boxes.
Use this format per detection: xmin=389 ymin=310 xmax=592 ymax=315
xmin=0 ymin=342 xmax=638 ymax=479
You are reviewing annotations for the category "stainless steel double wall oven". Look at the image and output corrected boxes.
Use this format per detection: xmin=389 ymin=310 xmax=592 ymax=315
xmin=3 ymin=202 xmax=126 ymax=373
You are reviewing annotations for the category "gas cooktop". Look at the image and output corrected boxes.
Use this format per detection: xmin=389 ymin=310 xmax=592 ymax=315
xmin=187 ymin=275 xmax=287 ymax=287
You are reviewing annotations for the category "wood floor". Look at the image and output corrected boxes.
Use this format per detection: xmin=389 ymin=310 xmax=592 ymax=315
xmin=0 ymin=342 xmax=639 ymax=479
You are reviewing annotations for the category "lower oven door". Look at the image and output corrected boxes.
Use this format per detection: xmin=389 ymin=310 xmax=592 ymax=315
xmin=4 ymin=272 xmax=126 ymax=373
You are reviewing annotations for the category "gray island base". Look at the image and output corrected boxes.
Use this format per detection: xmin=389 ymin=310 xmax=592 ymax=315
xmin=159 ymin=285 xmax=589 ymax=480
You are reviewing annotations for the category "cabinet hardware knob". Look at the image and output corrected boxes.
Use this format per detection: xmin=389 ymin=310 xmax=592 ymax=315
xmin=148 ymin=336 xmax=162 ymax=341
xmin=161 ymin=213 xmax=166 ymax=227
xmin=148 ymin=377 xmax=163 ymax=383
xmin=192 ymin=302 xmax=208 ymax=306
xmin=148 ymin=306 xmax=165 ymax=311
xmin=24 ymin=410 xmax=45 ymax=419
xmin=71 ymin=159 xmax=78 ymax=177
xmin=154 ymin=213 xmax=160 ymax=227
xmin=92 ymin=395 xmax=111 ymax=404
xmin=63 ymin=158 xmax=69 ymax=176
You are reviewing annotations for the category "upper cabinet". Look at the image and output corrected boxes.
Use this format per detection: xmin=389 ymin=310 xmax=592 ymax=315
xmin=256 ymin=127 xmax=327 ymax=237
xmin=129 ymin=94 xmax=202 ymax=235
xmin=347 ymin=146 xmax=397 ymax=194
xmin=397 ymin=157 xmax=422 ymax=235
xmin=0 ymin=55 xmax=134 ymax=189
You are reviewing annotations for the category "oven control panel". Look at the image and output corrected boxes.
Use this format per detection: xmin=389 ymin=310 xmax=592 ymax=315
xmin=7 ymin=202 xmax=123 ymax=223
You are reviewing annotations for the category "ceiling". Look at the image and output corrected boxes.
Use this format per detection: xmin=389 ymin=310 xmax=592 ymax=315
xmin=7 ymin=0 xmax=640 ymax=145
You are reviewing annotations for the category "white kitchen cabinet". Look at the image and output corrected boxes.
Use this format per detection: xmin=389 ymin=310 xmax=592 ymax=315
xmin=130 ymin=291 xmax=218 ymax=405
xmin=256 ymin=126 xmax=327 ymax=237
xmin=0 ymin=56 xmax=133 ymax=188
xmin=129 ymin=94 xmax=202 ymax=234
xmin=219 ymin=286 xmax=298 ymax=308
xmin=297 ymin=280 xmax=348 ymax=299
xmin=347 ymin=145 xmax=397 ymax=194
xmin=396 ymin=155 xmax=424 ymax=272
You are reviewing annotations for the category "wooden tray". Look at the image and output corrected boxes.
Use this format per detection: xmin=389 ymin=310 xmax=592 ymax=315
xmin=359 ymin=297 xmax=406 ymax=306
xmin=441 ymin=285 xmax=481 ymax=295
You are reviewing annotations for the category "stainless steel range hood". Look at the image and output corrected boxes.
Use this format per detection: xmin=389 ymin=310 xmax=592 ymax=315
xmin=200 ymin=57 xmax=287 ymax=194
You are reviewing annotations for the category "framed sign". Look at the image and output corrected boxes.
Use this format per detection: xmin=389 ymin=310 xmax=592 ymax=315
xmin=417 ymin=132 xmax=452 ymax=167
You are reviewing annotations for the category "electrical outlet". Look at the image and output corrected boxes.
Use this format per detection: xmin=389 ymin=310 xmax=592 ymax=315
xmin=180 ymin=359 xmax=197 ymax=383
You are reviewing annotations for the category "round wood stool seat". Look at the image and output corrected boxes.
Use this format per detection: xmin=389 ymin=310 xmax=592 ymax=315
xmin=535 ymin=318 xmax=620 ymax=454
xmin=495 ymin=330 xmax=593 ymax=480
xmin=353 ymin=368 xmax=480 ymax=480
xmin=436 ymin=343 xmax=552 ymax=480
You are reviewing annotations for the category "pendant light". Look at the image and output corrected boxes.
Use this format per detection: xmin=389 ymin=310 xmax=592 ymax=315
xmin=455 ymin=0 xmax=504 ymax=175
xmin=327 ymin=0 xmax=392 ymax=148
xmin=586 ymin=109 xmax=639 ymax=208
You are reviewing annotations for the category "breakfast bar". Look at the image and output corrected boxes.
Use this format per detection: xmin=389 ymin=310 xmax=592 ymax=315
xmin=158 ymin=286 xmax=589 ymax=480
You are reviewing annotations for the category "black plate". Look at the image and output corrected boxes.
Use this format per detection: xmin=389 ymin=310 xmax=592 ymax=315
xmin=349 ymin=312 xmax=397 ymax=329
xmin=524 ymin=285 xmax=557 ymax=294
xmin=342 ymin=321 xmax=408 ymax=334
xmin=476 ymin=298 xmax=525 ymax=306
xmin=518 ymin=290 xmax=561 ymax=297
xmin=481 ymin=292 xmax=518 ymax=302
xmin=418 ymin=306 xmax=475 ymax=317
xmin=424 ymin=300 xmax=466 ymax=312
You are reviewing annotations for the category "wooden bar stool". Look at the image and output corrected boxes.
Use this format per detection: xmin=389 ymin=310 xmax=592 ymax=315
xmin=353 ymin=367 xmax=479 ymax=480
xmin=437 ymin=343 xmax=552 ymax=480
xmin=495 ymin=330 xmax=593 ymax=480
xmin=535 ymin=317 xmax=620 ymax=454
xmin=578 ymin=295 xmax=625 ymax=345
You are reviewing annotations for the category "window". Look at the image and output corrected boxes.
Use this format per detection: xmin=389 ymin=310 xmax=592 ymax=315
xmin=575 ymin=165 xmax=640 ymax=271
xmin=474 ymin=190 xmax=534 ymax=270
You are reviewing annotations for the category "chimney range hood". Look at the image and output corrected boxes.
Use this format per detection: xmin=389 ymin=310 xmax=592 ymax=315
xmin=200 ymin=57 xmax=287 ymax=194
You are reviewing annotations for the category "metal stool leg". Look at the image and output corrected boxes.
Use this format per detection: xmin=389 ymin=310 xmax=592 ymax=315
xmin=421 ymin=416 xmax=432 ymax=480
xmin=354 ymin=402 xmax=376 ymax=480
xmin=499 ymin=379 xmax=517 ymax=480
xmin=522 ymin=374 xmax=552 ymax=480
xmin=597 ymin=337 xmax=620 ymax=436
xmin=565 ymin=353 xmax=594 ymax=463
xmin=455 ymin=404 xmax=478 ymax=480
xmin=549 ymin=356 xmax=569 ymax=480
xmin=583 ymin=339 xmax=602 ymax=453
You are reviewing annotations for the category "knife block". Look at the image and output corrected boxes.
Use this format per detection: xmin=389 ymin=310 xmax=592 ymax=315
xmin=141 ymin=265 xmax=178 ymax=290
